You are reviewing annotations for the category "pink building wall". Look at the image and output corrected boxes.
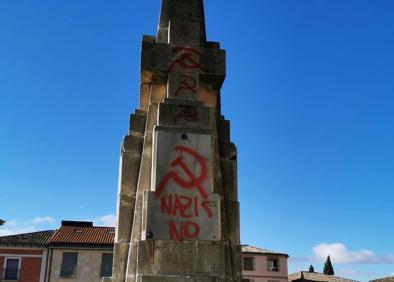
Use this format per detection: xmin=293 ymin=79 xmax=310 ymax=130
xmin=242 ymin=253 xmax=288 ymax=282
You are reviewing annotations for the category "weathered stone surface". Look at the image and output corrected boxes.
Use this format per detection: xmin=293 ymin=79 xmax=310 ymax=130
xmin=158 ymin=102 xmax=211 ymax=129
xmin=140 ymin=41 xmax=226 ymax=89
xmin=129 ymin=112 xmax=147 ymax=136
xmin=137 ymin=276 xmax=220 ymax=282
xmin=112 ymin=243 xmax=130 ymax=280
xmin=109 ymin=1 xmax=241 ymax=281
xmin=157 ymin=0 xmax=206 ymax=45
xmin=169 ymin=20 xmax=201 ymax=46
xmin=195 ymin=241 xmax=225 ymax=275
xmin=137 ymin=241 xmax=195 ymax=275
xmin=123 ymin=135 xmax=144 ymax=157
xmin=220 ymin=159 xmax=238 ymax=201
xmin=167 ymin=71 xmax=200 ymax=100
xmin=115 ymin=195 xmax=135 ymax=243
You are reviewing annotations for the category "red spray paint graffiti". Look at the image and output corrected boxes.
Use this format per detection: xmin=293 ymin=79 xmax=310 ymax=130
xmin=173 ymin=106 xmax=199 ymax=123
xmin=155 ymin=145 xmax=208 ymax=199
xmin=174 ymin=74 xmax=197 ymax=97
xmin=155 ymin=145 xmax=213 ymax=241
xmin=169 ymin=47 xmax=202 ymax=72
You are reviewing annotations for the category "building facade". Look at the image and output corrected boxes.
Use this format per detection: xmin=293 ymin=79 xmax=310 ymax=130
xmin=370 ymin=276 xmax=394 ymax=282
xmin=44 ymin=221 xmax=114 ymax=282
xmin=0 ymin=230 xmax=54 ymax=282
xmin=288 ymin=271 xmax=359 ymax=282
xmin=242 ymin=245 xmax=289 ymax=282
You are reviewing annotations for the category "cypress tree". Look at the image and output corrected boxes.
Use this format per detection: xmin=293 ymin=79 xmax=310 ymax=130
xmin=309 ymin=265 xmax=314 ymax=273
xmin=323 ymin=255 xmax=334 ymax=275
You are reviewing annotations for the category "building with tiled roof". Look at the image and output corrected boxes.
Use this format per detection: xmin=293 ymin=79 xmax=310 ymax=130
xmin=242 ymin=245 xmax=290 ymax=257
xmin=0 ymin=230 xmax=54 ymax=247
xmin=242 ymin=245 xmax=289 ymax=282
xmin=288 ymin=271 xmax=360 ymax=282
xmin=0 ymin=230 xmax=54 ymax=282
xmin=45 ymin=220 xmax=115 ymax=282
xmin=48 ymin=221 xmax=114 ymax=248
xmin=370 ymin=276 xmax=394 ymax=282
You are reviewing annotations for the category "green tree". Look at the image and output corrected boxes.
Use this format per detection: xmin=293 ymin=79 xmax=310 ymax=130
xmin=323 ymin=255 xmax=334 ymax=275
xmin=309 ymin=265 xmax=314 ymax=273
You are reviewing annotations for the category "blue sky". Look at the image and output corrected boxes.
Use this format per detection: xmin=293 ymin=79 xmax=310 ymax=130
xmin=1 ymin=1 xmax=394 ymax=281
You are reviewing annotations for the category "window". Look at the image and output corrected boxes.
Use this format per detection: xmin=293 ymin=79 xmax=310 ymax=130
xmin=100 ymin=253 xmax=113 ymax=277
xmin=267 ymin=258 xmax=279 ymax=272
xmin=242 ymin=256 xmax=254 ymax=271
xmin=60 ymin=252 xmax=78 ymax=277
xmin=3 ymin=258 xmax=20 ymax=280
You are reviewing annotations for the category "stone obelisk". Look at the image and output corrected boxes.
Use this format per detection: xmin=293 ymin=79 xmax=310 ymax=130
xmin=108 ymin=0 xmax=241 ymax=281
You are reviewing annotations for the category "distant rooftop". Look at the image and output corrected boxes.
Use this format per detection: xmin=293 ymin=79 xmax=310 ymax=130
xmin=48 ymin=221 xmax=114 ymax=248
xmin=370 ymin=276 xmax=394 ymax=282
xmin=288 ymin=271 xmax=359 ymax=282
xmin=241 ymin=245 xmax=289 ymax=257
xmin=0 ymin=230 xmax=55 ymax=247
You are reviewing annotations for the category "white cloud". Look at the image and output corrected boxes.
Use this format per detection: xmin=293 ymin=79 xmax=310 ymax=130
xmin=292 ymin=242 xmax=394 ymax=264
xmin=313 ymin=243 xmax=378 ymax=264
xmin=0 ymin=216 xmax=56 ymax=236
xmin=0 ymin=226 xmax=36 ymax=236
xmin=94 ymin=214 xmax=116 ymax=227
xmin=32 ymin=216 xmax=55 ymax=225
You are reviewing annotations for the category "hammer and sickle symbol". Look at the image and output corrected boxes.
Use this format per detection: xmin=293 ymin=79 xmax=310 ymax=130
xmin=175 ymin=74 xmax=197 ymax=96
xmin=169 ymin=47 xmax=202 ymax=71
xmin=155 ymin=145 xmax=208 ymax=199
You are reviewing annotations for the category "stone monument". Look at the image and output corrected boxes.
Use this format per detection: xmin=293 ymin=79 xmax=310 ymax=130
xmin=107 ymin=0 xmax=241 ymax=281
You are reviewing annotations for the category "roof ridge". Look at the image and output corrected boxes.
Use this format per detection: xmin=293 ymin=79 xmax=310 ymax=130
xmin=0 ymin=230 xmax=55 ymax=238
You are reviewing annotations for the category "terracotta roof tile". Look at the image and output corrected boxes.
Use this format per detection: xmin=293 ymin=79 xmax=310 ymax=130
xmin=49 ymin=226 xmax=115 ymax=247
xmin=288 ymin=271 xmax=359 ymax=282
xmin=371 ymin=276 xmax=394 ymax=282
xmin=0 ymin=230 xmax=55 ymax=247
xmin=241 ymin=245 xmax=289 ymax=257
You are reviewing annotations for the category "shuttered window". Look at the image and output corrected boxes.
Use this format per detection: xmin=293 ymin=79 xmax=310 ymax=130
xmin=100 ymin=253 xmax=113 ymax=277
xmin=242 ymin=257 xmax=254 ymax=271
xmin=60 ymin=252 xmax=78 ymax=277
xmin=4 ymin=258 xmax=20 ymax=280
xmin=267 ymin=257 xmax=279 ymax=272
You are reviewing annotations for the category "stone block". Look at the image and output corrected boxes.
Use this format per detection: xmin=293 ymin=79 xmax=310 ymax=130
xmin=158 ymin=102 xmax=210 ymax=129
xmin=112 ymin=242 xmax=130 ymax=280
xmin=138 ymin=275 xmax=224 ymax=282
xmin=118 ymin=154 xmax=141 ymax=197
xmin=220 ymin=159 xmax=237 ymax=201
xmin=226 ymin=201 xmax=240 ymax=244
xmin=138 ymin=276 xmax=192 ymax=282
xmin=126 ymin=241 xmax=139 ymax=279
xmin=195 ymin=241 xmax=225 ymax=275
xmin=218 ymin=119 xmax=230 ymax=143
xmin=123 ymin=135 xmax=144 ymax=156
xmin=129 ymin=112 xmax=147 ymax=136
xmin=230 ymin=244 xmax=242 ymax=280
xmin=212 ymin=150 xmax=223 ymax=195
xmin=169 ymin=20 xmax=201 ymax=46
xmin=167 ymin=71 xmax=200 ymax=100
xmin=115 ymin=194 xmax=135 ymax=243
xmin=137 ymin=241 xmax=195 ymax=275
xmin=150 ymin=83 xmax=167 ymax=104
xmin=219 ymin=143 xmax=237 ymax=161
xmin=206 ymin=41 xmax=220 ymax=49
xmin=140 ymin=83 xmax=151 ymax=111
xmin=140 ymin=41 xmax=225 ymax=88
